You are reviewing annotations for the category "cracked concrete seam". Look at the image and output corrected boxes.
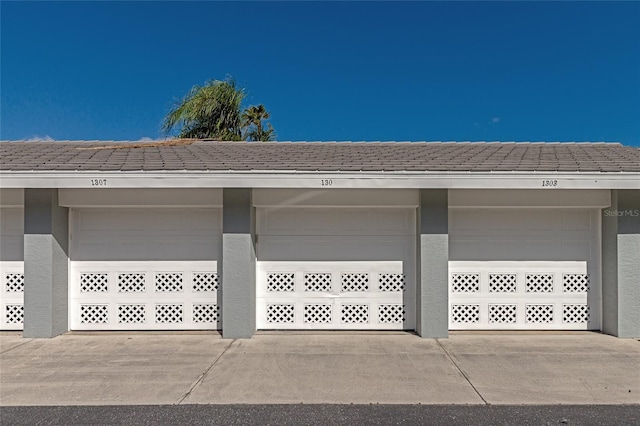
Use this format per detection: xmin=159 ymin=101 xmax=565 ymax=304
xmin=0 ymin=338 xmax=34 ymax=356
xmin=177 ymin=339 xmax=236 ymax=405
xmin=436 ymin=339 xmax=488 ymax=405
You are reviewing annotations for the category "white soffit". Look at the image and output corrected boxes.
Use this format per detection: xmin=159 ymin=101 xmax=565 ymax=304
xmin=0 ymin=189 xmax=24 ymax=207
xmin=1 ymin=171 xmax=639 ymax=190
xmin=253 ymin=188 xmax=419 ymax=207
xmin=59 ymin=188 xmax=223 ymax=208
xmin=448 ymin=189 xmax=611 ymax=208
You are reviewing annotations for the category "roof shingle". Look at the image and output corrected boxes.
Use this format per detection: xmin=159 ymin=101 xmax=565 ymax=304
xmin=1 ymin=141 xmax=639 ymax=173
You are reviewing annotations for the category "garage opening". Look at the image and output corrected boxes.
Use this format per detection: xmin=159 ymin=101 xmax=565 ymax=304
xmin=0 ymin=198 xmax=24 ymax=330
xmin=254 ymin=189 xmax=417 ymax=330
xmin=65 ymin=189 xmax=222 ymax=331
xmin=448 ymin=190 xmax=606 ymax=331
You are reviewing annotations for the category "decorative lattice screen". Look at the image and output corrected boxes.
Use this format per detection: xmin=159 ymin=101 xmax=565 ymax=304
xmin=304 ymin=304 xmax=332 ymax=324
xmin=341 ymin=304 xmax=369 ymax=324
xmin=118 ymin=273 xmax=146 ymax=293
xmin=118 ymin=304 xmax=146 ymax=324
xmin=341 ymin=273 xmax=369 ymax=292
xmin=155 ymin=273 xmax=183 ymax=292
xmin=267 ymin=304 xmax=295 ymax=323
xmin=304 ymin=273 xmax=332 ymax=292
xmin=5 ymin=273 xmax=24 ymax=293
xmin=563 ymin=274 xmax=589 ymax=293
xmin=5 ymin=305 xmax=24 ymax=324
xmin=193 ymin=304 xmax=219 ymax=323
xmin=379 ymin=274 xmax=405 ymax=292
xmin=378 ymin=304 xmax=404 ymax=324
xmin=563 ymin=304 xmax=589 ymax=323
xmin=80 ymin=273 xmax=109 ymax=293
xmin=80 ymin=305 xmax=109 ymax=324
xmin=489 ymin=274 xmax=517 ymax=293
xmin=525 ymin=274 xmax=554 ymax=293
xmin=193 ymin=273 xmax=219 ymax=292
xmin=451 ymin=274 xmax=480 ymax=293
xmin=155 ymin=304 xmax=184 ymax=324
xmin=267 ymin=273 xmax=295 ymax=292
xmin=525 ymin=304 xmax=554 ymax=324
xmin=451 ymin=304 xmax=480 ymax=323
xmin=489 ymin=304 xmax=517 ymax=324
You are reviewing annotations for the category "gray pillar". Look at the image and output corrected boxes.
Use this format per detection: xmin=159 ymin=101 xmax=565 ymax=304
xmin=221 ymin=188 xmax=256 ymax=338
xmin=417 ymin=189 xmax=449 ymax=338
xmin=603 ymin=190 xmax=640 ymax=338
xmin=23 ymin=189 xmax=69 ymax=338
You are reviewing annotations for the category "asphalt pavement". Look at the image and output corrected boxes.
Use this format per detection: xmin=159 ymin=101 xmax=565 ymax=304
xmin=2 ymin=404 xmax=640 ymax=426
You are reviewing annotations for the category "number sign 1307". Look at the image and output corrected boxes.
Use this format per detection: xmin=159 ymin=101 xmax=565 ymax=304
xmin=91 ymin=179 xmax=107 ymax=186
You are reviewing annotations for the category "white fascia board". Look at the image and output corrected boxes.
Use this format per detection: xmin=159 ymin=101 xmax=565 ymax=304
xmin=1 ymin=170 xmax=639 ymax=190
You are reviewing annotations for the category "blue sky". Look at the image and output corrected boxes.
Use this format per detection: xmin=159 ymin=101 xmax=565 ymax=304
xmin=2 ymin=1 xmax=639 ymax=146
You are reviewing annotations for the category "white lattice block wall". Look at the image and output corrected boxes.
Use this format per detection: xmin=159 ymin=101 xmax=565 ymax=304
xmin=257 ymin=261 xmax=414 ymax=330
xmin=448 ymin=261 xmax=598 ymax=330
xmin=70 ymin=261 xmax=220 ymax=330
xmin=0 ymin=261 xmax=24 ymax=330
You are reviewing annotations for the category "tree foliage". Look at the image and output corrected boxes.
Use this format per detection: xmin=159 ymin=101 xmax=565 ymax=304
xmin=163 ymin=78 xmax=275 ymax=141
xmin=242 ymin=104 xmax=274 ymax=142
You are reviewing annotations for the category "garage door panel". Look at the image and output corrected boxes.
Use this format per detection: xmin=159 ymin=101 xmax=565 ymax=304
xmin=449 ymin=208 xmax=600 ymax=331
xmin=258 ymin=236 xmax=413 ymax=262
xmin=1 ymin=208 xmax=22 ymax=231
xmin=0 ymin=208 xmax=24 ymax=262
xmin=525 ymin=211 xmax=561 ymax=231
xmin=77 ymin=209 xmax=220 ymax=233
xmin=524 ymin=241 xmax=562 ymax=259
xmin=257 ymin=261 xmax=414 ymax=330
xmin=1 ymin=237 xmax=23 ymax=262
xmin=451 ymin=210 xmax=523 ymax=231
xmin=336 ymin=210 xmax=376 ymax=232
xmin=451 ymin=238 xmax=566 ymax=261
xmin=260 ymin=208 xmax=414 ymax=236
xmin=70 ymin=261 xmax=220 ymax=330
xmin=561 ymin=241 xmax=592 ymax=260
xmin=70 ymin=208 xmax=221 ymax=330
xmin=73 ymin=209 xmax=222 ymax=262
xmin=376 ymin=210 xmax=412 ymax=232
xmin=561 ymin=211 xmax=591 ymax=230
xmin=73 ymin=237 xmax=220 ymax=262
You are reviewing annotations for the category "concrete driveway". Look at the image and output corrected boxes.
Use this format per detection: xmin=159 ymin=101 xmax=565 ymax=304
xmin=1 ymin=331 xmax=638 ymax=406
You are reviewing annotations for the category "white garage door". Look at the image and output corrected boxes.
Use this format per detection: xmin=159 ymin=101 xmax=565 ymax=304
xmin=449 ymin=209 xmax=600 ymax=330
xmin=69 ymin=208 xmax=221 ymax=330
xmin=0 ymin=207 xmax=24 ymax=330
xmin=256 ymin=207 xmax=415 ymax=330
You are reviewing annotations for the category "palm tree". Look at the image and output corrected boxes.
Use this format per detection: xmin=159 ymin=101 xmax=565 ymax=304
xmin=162 ymin=78 xmax=245 ymax=140
xmin=242 ymin=104 xmax=275 ymax=141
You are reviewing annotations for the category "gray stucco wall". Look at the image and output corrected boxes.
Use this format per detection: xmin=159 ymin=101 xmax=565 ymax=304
xmin=23 ymin=189 xmax=69 ymax=338
xmin=417 ymin=189 xmax=449 ymax=338
xmin=616 ymin=190 xmax=640 ymax=337
xmin=602 ymin=190 xmax=640 ymax=338
xmin=221 ymin=188 xmax=256 ymax=338
xmin=601 ymin=190 xmax=619 ymax=336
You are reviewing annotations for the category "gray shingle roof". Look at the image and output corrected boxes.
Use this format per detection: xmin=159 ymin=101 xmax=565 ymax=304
xmin=1 ymin=140 xmax=639 ymax=173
